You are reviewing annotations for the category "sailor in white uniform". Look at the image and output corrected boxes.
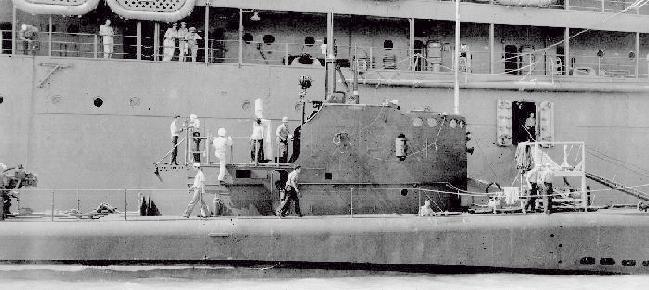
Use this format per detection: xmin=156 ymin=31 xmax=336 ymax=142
xmin=212 ymin=128 xmax=233 ymax=184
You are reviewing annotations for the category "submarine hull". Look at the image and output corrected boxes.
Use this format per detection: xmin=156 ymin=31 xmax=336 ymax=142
xmin=1 ymin=211 xmax=648 ymax=274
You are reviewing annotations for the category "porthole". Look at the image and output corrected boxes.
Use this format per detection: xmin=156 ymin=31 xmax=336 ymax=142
xmin=412 ymin=117 xmax=423 ymax=127
xmin=262 ymin=34 xmax=275 ymax=45
xmin=427 ymin=118 xmax=438 ymax=127
xmin=449 ymin=119 xmax=457 ymax=128
xmin=242 ymin=33 xmax=253 ymax=44
xmin=93 ymin=97 xmax=103 ymax=108
xmin=304 ymin=36 xmax=315 ymax=46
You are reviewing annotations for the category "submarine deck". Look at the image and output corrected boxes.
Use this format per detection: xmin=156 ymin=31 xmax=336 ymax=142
xmin=3 ymin=208 xmax=647 ymax=222
xmin=1 ymin=209 xmax=649 ymax=274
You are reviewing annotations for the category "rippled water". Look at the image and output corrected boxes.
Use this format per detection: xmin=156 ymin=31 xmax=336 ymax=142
xmin=0 ymin=265 xmax=648 ymax=289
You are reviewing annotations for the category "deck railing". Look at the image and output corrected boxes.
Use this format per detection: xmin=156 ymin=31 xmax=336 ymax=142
xmin=1 ymin=29 xmax=646 ymax=80
xmin=4 ymin=186 xmax=453 ymax=221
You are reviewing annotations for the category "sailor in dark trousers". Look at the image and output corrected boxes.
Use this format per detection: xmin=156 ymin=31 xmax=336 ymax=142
xmin=525 ymin=166 xmax=540 ymax=212
xmin=188 ymin=114 xmax=201 ymax=163
xmin=277 ymin=166 xmax=302 ymax=217
xmin=169 ymin=115 xmax=182 ymax=165
xmin=539 ymin=164 xmax=555 ymax=214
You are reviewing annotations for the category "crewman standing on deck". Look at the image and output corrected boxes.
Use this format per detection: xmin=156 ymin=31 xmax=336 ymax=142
xmin=250 ymin=118 xmax=265 ymax=163
xmin=212 ymin=128 xmax=233 ymax=185
xmin=276 ymin=117 xmax=291 ymax=163
xmin=188 ymin=114 xmax=201 ymax=163
xmin=183 ymin=163 xmax=209 ymax=218
xmin=99 ymin=20 xmax=114 ymax=59
xmin=169 ymin=115 xmax=183 ymax=165
xmin=276 ymin=166 xmax=303 ymax=217
xmin=186 ymin=27 xmax=202 ymax=63
xmin=525 ymin=165 xmax=540 ymax=212
xmin=177 ymin=22 xmax=189 ymax=62
xmin=539 ymin=164 xmax=555 ymax=214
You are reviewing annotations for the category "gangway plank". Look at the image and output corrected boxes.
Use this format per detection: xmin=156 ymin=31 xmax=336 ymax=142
xmin=585 ymin=172 xmax=649 ymax=201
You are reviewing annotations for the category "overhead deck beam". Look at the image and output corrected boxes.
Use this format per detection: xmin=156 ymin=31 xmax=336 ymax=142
xmin=199 ymin=0 xmax=649 ymax=34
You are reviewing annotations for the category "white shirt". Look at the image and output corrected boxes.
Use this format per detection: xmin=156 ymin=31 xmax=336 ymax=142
xmin=276 ymin=123 xmax=289 ymax=142
xmin=177 ymin=27 xmax=188 ymax=41
xmin=99 ymin=25 xmax=114 ymax=43
xmin=212 ymin=136 xmax=233 ymax=156
xmin=251 ymin=123 xmax=264 ymax=140
xmin=188 ymin=118 xmax=200 ymax=130
xmin=170 ymin=120 xmax=180 ymax=137
xmin=287 ymin=170 xmax=300 ymax=190
xmin=193 ymin=170 xmax=205 ymax=191
xmin=164 ymin=28 xmax=177 ymax=39
xmin=185 ymin=32 xmax=202 ymax=48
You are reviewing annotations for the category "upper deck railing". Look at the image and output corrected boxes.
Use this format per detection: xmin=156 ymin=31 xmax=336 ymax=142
xmin=1 ymin=29 xmax=647 ymax=82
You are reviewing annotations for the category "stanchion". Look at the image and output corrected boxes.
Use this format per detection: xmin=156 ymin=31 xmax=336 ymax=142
xmin=124 ymin=189 xmax=127 ymax=221
xmin=350 ymin=187 xmax=354 ymax=218
xmin=51 ymin=189 xmax=55 ymax=221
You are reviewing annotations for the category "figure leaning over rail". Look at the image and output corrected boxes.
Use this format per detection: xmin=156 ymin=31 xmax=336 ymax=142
xmin=18 ymin=23 xmax=39 ymax=55
xmin=163 ymin=23 xmax=178 ymax=61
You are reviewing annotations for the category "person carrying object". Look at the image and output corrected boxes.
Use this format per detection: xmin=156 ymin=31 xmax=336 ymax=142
xmin=212 ymin=128 xmax=233 ymax=185
xmin=183 ymin=163 xmax=209 ymax=218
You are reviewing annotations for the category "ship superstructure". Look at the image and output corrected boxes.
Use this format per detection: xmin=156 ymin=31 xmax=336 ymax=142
xmin=1 ymin=0 xmax=649 ymax=207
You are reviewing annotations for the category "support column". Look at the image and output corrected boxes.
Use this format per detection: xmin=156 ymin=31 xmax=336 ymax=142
xmin=564 ymin=27 xmax=570 ymax=75
xmin=136 ymin=21 xmax=142 ymax=60
xmin=489 ymin=23 xmax=495 ymax=74
xmin=326 ymin=12 xmax=335 ymax=101
xmin=600 ymin=0 xmax=604 ymax=12
xmin=453 ymin=0 xmax=460 ymax=114
xmin=11 ymin=6 xmax=16 ymax=55
xmin=204 ymin=4 xmax=210 ymax=64
xmin=636 ymin=32 xmax=640 ymax=79
xmin=238 ymin=8 xmax=243 ymax=66
xmin=409 ymin=18 xmax=414 ymax=71
xmin=153 ymin=22 xmax=160 ymax=61
xmin=48 ymin=16 xmax=53 ymax=57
